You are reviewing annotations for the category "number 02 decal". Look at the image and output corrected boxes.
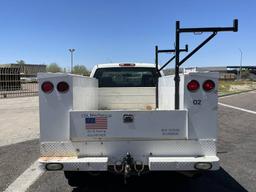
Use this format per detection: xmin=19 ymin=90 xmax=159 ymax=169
xmin=193 ymin=99 xmax=201 ymax=105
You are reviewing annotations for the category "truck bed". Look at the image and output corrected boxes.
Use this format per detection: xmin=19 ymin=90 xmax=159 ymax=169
xmin=98 ymin=87 xmax=156 ymax=110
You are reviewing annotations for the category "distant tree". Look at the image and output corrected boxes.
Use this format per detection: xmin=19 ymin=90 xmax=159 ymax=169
xmin=16 ymin=60 xmax=26 ymax=64
xmin=72 ymin=65 xmax=90 ymax=76
xmin=241 ymin=69 xmax=251 ymax=80
xmin=46 ymin=63 xmax=62 ymax=73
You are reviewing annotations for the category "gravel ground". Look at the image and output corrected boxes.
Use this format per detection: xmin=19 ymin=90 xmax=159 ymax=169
xmin=0 ymin=96 xmax=39 ymax=147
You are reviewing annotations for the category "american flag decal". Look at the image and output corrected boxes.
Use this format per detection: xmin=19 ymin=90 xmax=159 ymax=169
xmin=85 ymin=117 xmax=108 ymax=129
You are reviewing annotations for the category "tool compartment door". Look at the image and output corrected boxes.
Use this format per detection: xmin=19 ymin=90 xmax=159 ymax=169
xmin=70 ymin=110 xmax=187 ymax=140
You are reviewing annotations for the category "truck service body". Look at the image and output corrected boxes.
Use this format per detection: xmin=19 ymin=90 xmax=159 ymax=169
xmin=38 ymin=63 xmax=219 ymax=184
xmin=38 ymin=19 xmax=238 ymax=186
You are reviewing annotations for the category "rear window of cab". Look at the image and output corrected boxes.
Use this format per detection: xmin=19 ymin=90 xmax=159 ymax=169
xmin=93 ymin=67 xmax=160 ymax=87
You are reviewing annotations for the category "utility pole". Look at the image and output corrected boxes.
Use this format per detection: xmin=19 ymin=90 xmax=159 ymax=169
xmin=68 ymin=48 xmax=75 ymax=73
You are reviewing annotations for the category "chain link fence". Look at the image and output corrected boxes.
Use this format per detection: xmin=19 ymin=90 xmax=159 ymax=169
xmin=0 ymin=64 xmax=45 ymax=98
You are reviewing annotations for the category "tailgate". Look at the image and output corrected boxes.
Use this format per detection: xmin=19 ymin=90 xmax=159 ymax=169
xmin=70 ymin=110 xmax=188 ymax=141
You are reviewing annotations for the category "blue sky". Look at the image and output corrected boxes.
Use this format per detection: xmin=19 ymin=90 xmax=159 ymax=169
xmin=0 ymin=0 xmax=255 ymax=70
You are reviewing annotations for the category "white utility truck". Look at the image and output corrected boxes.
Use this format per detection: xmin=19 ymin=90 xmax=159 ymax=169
xmin=38 ymin=63 xmax=219 ymax=185
xmin=38 ymin=20 xmax=238 ymax=186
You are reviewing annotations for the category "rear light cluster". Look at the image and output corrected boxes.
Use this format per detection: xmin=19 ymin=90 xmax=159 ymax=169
xmin=187 ymin=80 xmax=200 ymax=92
xmin=41 ymin=81 xmax=69 ymax=94
xmin=187 ymin=79 xmax=215 ymax=92
xmin=57 ymin=81 xmax=69 ymax=93
xmin=203 ymin=80 xmax=215 ymax=92
xmin=41 ymin=81 xmax=54 ymax=94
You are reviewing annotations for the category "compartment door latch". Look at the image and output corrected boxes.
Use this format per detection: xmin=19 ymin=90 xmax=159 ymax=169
xmin=123 ymin=114 xmax=134 ymax=123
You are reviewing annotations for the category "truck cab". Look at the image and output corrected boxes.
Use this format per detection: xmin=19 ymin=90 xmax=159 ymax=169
xmin=38 ymin=62 xmax=219 ymax=187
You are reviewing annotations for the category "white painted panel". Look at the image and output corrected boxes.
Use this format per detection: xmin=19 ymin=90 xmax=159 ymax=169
xmin=98 ymin=103 xmax=155 ymax=110
xmin=149 ymin=156 xmax=219 ymax=170
xmin=73 ymin=76 xmax=98 ymax=110
xmin=70 ymin=110 xmax=187 ymax=140
xmin=40 ymin=139 xmax=217 ymax=164
xmin=99 ymin=87 xmax=155 ymax=95
xmin=39 ymin=74 xmax=73 ymax=142
xmin=39 ymin=73 xmax=99 ymax=142
xmin=158 ymin=75 xmax=184 ymax=110
xmin=99 ymin=87 xmax=156 ymax=110
xmin=184 ymin=72 xmax=219 ymax=139
xmin=158 ymin=76 xmax=174 ymax=110
xmin=99 ymin=95 xmax=155 ymax=104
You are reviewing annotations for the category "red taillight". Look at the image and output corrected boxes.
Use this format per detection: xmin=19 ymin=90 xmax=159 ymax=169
xmin=41 ymin=81 xmax=54 ymax=94
xmin=57 ymin=81 xmax=69 ymax=93
xmin=203 ymin=80 xmax=215 ymax=92
xmin=187 ymin=80 xmax=200 ymax=92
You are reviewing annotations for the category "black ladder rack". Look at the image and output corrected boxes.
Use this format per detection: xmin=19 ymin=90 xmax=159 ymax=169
xmin=155 ymin=19 xmax=238 ymax=109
